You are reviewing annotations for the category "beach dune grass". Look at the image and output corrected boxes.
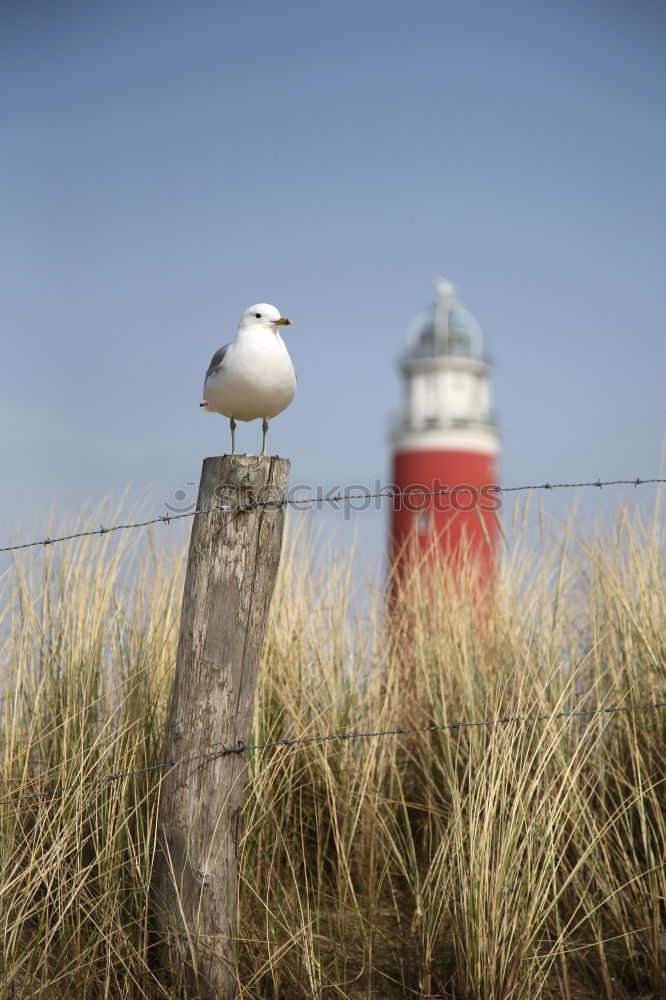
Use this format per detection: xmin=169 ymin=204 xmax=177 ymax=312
xmin=0 ymin=499 xmax=664 ymax=999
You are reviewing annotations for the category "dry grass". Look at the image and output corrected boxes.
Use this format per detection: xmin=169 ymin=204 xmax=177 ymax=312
xmin=0 ymin=497 xmax=664 ymax=999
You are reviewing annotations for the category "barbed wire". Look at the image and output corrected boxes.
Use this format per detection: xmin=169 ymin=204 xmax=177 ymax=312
xmin=1 ymin=697 xmax=664 ymax=810
xmin=1 ymin=477 xmax=664 ymax=554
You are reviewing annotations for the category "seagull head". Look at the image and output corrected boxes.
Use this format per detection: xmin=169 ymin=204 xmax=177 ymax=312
xmin=239 ymin=303 xmax=292 ymax=332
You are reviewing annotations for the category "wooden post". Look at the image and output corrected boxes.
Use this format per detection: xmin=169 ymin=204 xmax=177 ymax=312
xmin=151 ymin=454 xmax=290 ymax=999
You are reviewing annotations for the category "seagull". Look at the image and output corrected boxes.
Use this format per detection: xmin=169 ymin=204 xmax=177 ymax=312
xmin=200 ymin=303 xmax=296 ymax=456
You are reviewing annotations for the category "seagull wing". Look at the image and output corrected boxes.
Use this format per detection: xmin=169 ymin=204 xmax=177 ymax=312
xmin=200 ymin=344 xmax=232 ymax=408
xmin=205 ymin=343 xmax=230 ymax=380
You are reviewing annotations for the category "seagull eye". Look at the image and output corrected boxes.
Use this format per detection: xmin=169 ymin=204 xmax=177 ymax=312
xmin=255 ymin=313 xmax=262 ymax=319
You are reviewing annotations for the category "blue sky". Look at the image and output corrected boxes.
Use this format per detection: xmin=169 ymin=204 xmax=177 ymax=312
xmin=2 ymin=0 xmax=665 ymax=567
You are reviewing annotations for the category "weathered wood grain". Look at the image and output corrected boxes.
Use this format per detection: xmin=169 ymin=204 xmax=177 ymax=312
xmin=151 ymin=454 xmax=290 ymax=999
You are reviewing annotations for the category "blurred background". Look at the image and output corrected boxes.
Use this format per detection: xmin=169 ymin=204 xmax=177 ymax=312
xmin=2 ymin=0 xmax=665 ymax=572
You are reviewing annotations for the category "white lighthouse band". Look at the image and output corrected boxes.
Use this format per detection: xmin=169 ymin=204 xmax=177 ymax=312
xmin=393 ymin=426 xmax=498 ymax=456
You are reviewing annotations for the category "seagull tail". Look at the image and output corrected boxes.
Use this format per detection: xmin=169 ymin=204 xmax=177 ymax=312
xmin=199 ymin=401 xmax=212 ymax=411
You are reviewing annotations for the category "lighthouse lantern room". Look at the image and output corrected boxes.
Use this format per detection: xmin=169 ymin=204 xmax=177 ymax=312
xmin=390 ymin=278 xmax=500 ymax=578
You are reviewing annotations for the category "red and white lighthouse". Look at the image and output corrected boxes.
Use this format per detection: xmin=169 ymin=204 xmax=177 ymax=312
xmin=390 ymin=278 xmax=500 ymax=581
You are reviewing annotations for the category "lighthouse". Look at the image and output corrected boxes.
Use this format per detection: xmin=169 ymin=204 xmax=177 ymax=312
xmin=390 ymin=278 xmax=500 ymax=581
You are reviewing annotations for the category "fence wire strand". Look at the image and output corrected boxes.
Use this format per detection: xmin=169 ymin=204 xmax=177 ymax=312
xmin=1 ymin=477 xmax=665 ymax=554
xmin=1 ymin=698 xmax=664 ymax=810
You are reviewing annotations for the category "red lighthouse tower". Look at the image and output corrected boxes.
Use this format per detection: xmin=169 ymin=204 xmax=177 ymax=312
xmin=390 ymin=278 xmax=500 ymax=582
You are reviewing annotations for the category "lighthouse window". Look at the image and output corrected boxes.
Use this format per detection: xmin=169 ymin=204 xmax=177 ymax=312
xmin=417 ymin=512 xmax=431 ymax=537
xmin=423 ymin=374 xmax=438 ymax=423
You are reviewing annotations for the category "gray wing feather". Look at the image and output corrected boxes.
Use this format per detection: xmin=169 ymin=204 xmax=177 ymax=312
xmin=205 ymin=344 xmax=229 ymax=380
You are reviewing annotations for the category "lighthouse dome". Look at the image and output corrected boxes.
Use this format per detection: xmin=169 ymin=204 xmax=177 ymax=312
xmin=407 ymin=278 xmax=482 ymax=361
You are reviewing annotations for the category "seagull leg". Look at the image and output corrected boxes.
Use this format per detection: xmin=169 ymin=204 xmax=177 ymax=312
xmin=261 ymin=418 xmax=269 ymax=457
xmin=230 ymin=417 xmax=237 ymax=455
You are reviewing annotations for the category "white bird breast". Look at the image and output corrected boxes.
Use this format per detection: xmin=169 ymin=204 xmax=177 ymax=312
xmin=204 ymin=330 xmax=296 ymax=422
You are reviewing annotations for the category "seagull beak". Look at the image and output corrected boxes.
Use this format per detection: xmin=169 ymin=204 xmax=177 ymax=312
xmin=271 ymin=317 xmax=292 ymax=326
